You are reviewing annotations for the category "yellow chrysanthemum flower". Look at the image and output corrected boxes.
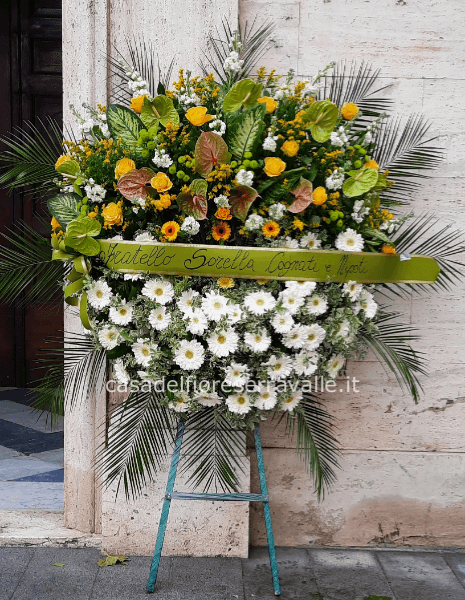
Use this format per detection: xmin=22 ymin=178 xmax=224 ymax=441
xmin=185 ymin=106 xmax=214 ymax=127
xmin=312 ymin=187 xmax=328 ymax=206
xmin=281 ymin=140 xmax=299 ymax=157
xmin=130 ymin=95 xmax=148 ymax=114
xmin=161 ymin=221 xmax=180 ymax=242
xmin=217 ymin=277 xmax=235 ymax=289
xmin=341 ymin=102 xmax=359 ymax=120
xmin=264 ymin=157 xmax=286 ymax=178
xmin=257 ymin=96 xmax=278 ymax=114
xmin=115 ymin=157 xmax=136 ymax=180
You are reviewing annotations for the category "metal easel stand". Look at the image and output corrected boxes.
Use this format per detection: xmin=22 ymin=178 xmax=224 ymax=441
xmin=146 ymin=421 xmax=281 ymax=595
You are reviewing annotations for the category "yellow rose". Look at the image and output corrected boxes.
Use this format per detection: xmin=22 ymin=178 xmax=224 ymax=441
xmin=151 ymin=173 xmax=173 ymax=193
xmin=115 ymin=157 xmax=136 ymax=180
xmin=382 ymin=244 xmax=396 ymax=254
xmin=215 ymin=207 xmax=232 ymax=220
xmin=185 ymin=106 xmax=214 ymax=127
xmin=51 ymin=216 xmax=61 ymax=230
xmin=363 ymin=160 xmax=379 ymax=170
xmin=312 ymin=187 xmax=328 ymax=206
xmin=264 ymin=157 xmax=286 ymax=177
xmin=101 ymin=202 xmax=124 ymax=227
xmin=257 ymin=97 xmax=278 ymax=114
xmin=130 ymin=95 xmax=148 ymax=114
xmin=55 ymin=154 xmax=71 ymax=169
xmin=341 ymin=102 xmax=359 ymax=120
xmin=281 ymin=140 xmax=299 ymax=158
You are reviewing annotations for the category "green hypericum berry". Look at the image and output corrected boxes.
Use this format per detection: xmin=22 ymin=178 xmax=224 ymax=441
xmin=139 ymin=129 xmax=149 ymax=140
xmin=242 ymin=159 xmax=251 ymax=168
xmin=230 ymin=161 xmax=238 ymax=168
xmin=178 ymin=156 xmax=186 ymax=164
xmin=359 ymin=148 xmax=367 ymax=155
xmin=137 ymin=139 xmax=145 ymax=146
xmin=330 ymin=211 xmax=338 ymax=221
xmin=250 ymin=160 xmax=258 ymax=169
xmin=353 ymin=160 xmax=362 ymax=169
xmin=183 ymin=175 xmax=190 ymax=183
xmin=346 ymin=146 xmax=354 ymax=151
xmin=141 ymin=150 xmax=149 ymax=158
xmin=169 ymin=165 xmax=177 ymax=174
xmin=337 ymin=211 xmax=344 ymax=218
xmin=364 ymin=155 xmax=371 ymax=162
xmin=148 ymin=127 xmax=157 ymax=137
xmin=244 ymin=151 xmax=253 ymax=159
xmin=177 ymin=170 xmax=185 ymax=179
xmin=337 ymin=219 xmax=344 ymax=227
xmin=147 ymin=141 xmax=156 ymax=150
xmin=354 ymin=144 xmax=361 ymax=150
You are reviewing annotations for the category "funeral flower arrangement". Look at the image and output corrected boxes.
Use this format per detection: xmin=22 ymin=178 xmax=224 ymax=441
xmin=0 ymin=23 xmax=462 ymax=495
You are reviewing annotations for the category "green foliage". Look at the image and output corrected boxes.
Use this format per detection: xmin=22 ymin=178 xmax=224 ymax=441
xmin=65 ymin=217 xmax=102 ymax=256
xmin=177 ymin=179 xmax=208 ymax=220
xmin=55 ymin=159 xmax=80 ymax=177
xmin=48 ymin=193 xmax=81 ymax=228
xmin=226 ymin=103 xmax=267 ymax=159
xmin=106 ymin=104 xmax=144 ymax=147
xmin=343 ymin=168 xmax=378 ymax=197
xmin=140 ymin=95 xmax=179 ymax=130
xmin=303 ymin=100 xmax=339 ymax=143
xmin=223 ymin=78 xmax=263 ymax=113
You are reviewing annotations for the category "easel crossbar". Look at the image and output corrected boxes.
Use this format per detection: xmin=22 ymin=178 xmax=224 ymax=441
xmin=167 ymin=492 xmax=269 ymax=502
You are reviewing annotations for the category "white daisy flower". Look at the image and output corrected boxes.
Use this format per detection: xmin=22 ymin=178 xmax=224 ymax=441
xmin=168 ymin=392 xmax=191 ymax=413
xmin=178 ymin=289 xmax=199 ymax=315
xmin=87 ymin=279 xmax=112 ymax=310
xmin=300 ymin=232 xmax=322 ymax=250
xmin=207 ymin=327 xmax=239 ymax=358
xmin=243 ymin=291 xmax=277 ymax=315
xmin=186 ymin=308 xmax=208 ymax=335
xmin=327 ymin=355 xmax=345 ymax=378
xmin=113 ymin=358 xmax=129 ymax=386
xmin=356 ymin=290 xmax=378 ymax=319
xmin=334 ymin=319 xmax=351 ymax=339
xmin=132 ymin=338 xmax=155 ymax=367
xmin=98 ymin=325 xmax=120 ymax=350
xmin=303 ymin=324 xmax=326 ymax=350
xmin=265 ymin=355 xmax=294 ymax=380
xmin=283 ymin=325 xmax=309 ymax=350
xmin=285 ymin=280 xmax=317 ymax=297
xmin=135 ymin=231 xmax=155 ymax=242
xmin=271 ymin=312 xmax=295 ymax=334
xmin=148 ymin=306 xmax=172 ymax=331
xmin=335 ymin=228 xmax=364 ymax=252
xmin=254 ymin=385 xmax=278 ymax=410
xmin=281 ymin=390 xmax=303 ymax=412
xmin=195 ymin=391 xmax=222 ymax=407
xmin=294 ymin=350 xmax=318 ymax=376
xmin=244 ymin=329 xmax=271 ymax=353
xmin=142 ymin=278 xmax=174 ymax=304
xmin=279 ymin=289 xmax=305 ymax=315
xmin=227 ymin=303 xmax=243 ymax=324
xmin=343 ymin=281 xmax=363 ymax=301
xmin=306 ymin=294 xmax=328 ymax=316
xmin=174 ymin=339 xmax=205 ymax=371
xmin=109 ymin=301 xmax=133 ymax=326
xmin=224 ymin=363 xmax=249 ymax=387
xmin=201 ymin=291 xmax=228 ymax=320
xmin=226 ymin=392 xmax=252 ymax=415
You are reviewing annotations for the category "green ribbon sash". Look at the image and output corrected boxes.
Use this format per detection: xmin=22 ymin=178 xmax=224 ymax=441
xmin=98 ymin=241 xmax=440 ymax=284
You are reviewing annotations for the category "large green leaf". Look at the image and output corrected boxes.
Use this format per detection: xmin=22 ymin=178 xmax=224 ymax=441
xmin=226 ymin=103 xmax=266 ymax=159
xmin=65 ymin=217 xmax=101 ymax=256
xmin=140 ymin=95 xmax=179 ymax=130
xmin=343 ymin=167 xmax=378 ymax=197
xmin=106 ymin=104 xmax=144 ymax=146
xmin=48 ymin=193 xmax=81 ymax=228
xmin=223 ymin=78 xmax=263 ymax=113
xmin=177 ymin=179 xmax=208 ymax=220
xmin=303 ymin=100 xmax=339 ymax=143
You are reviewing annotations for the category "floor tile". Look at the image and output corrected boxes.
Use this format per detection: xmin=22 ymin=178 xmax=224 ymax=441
xmin=0 ymin=482 xmax=63 ymax=509
xmin=0 ymin=411 xmax=63 ymax=433
xmin=0 ymin=401 xmax=32 ymax=416
xmin=443 ymin=552 xmax=465 ymax=587
xmin=0 ymin=547 xmax=36 ymax=600
xmin=14 ymin=468 xmax=64 ymax=482
xmin=0 ymin=445 xmax=24 ymax=460
xmin=0 ymin=457 xmax=60 ymax=481
xmin=0 ymin=388 xmax=36 ymax=405
xmin=29 ymin=448 xmax=64 ymax=467
xmin=0 ymin=419 xmax=64 ymax=454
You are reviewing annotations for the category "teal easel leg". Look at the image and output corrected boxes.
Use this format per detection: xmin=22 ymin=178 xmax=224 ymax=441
xmin=254 ymin=425 xmax=281 ymax=596
xmin=146 ymin=421 xmax=184 ymax=594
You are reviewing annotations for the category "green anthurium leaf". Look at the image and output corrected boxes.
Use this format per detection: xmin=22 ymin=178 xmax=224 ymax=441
xmin=177 ymin=179 xmax=208 ymax=220
xmin=343 ymin=168 xmax=379 ymax=197
xmin=226 ymin=103 xmax=267 ymax=160
xmin=194 ymin=132 xmax=231 ymax=178
xmin=140 ymin=97 xmax=159 ymax=133
xmin=223 ymin=79 xmax=263 ymax=113
xmin=48 ymin=193 xmax=81 ymax=228
xmin=228 ymin=185 xmax=259 ymax=221
xmin=106 ymin=104 xmax=145 ymax=147
xmin=65 ymin=217 xmax=102 ymax=256
xmin=140 ymin=96 xmax=179 ymax=130
xmin=55 ymin=160 xmax=80 ymax=177
xmin=364 ymin=228 xmax=395 ymax=246
xmin=303 ymin=100 xmax=339 ymax=143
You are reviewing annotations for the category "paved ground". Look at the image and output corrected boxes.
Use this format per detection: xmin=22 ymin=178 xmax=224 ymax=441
xmin=2 ymin=547 xmax=465 ymax=600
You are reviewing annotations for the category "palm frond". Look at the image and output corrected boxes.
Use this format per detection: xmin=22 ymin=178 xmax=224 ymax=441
xmin=285 ymin=394 xmax=340 ymax=500
xmin=0 ymin=117 xmax=63 ymax=196
xmin=372 ymin=114 xmax=444 ymax=205
xmin=0 ymin=220 xmax=65 ymax=306
xmin=179 ymin=408 xmax=247 ymax=493
xmin=96 ymin=389 xmax=175 ymax=500
xmin=360 ymin=311 xmax=427 ymax=402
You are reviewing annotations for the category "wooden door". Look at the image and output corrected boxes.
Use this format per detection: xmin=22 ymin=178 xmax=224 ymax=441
xmin=0 ymin=0 xmax=63 ymax=387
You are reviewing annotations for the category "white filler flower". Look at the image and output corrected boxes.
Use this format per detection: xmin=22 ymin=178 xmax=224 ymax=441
xmin=148 ymin=306 xmax=172 ymax=331
xmin=306 ymin=294 xmax=328 ymax=316
xmin=142 ymin=278 xmax=174 ymax=304
xmin=207 ymin=328 xmax=239 ymax=358
xmin=174 ymin=339 xmax=205 ymax=371
xmin=243 ymin=291 xmax=276 ymax=315
xmin=244 ymin=329 xmax=271 ymax=353
xmin=335 ymin=228 xmax=364 ymax=252
xmin=226 ymin=392 xmax=252 ymax=415
xmin=88 ymin=279 xmax=112 ymax=310
xmin=109 ymin=301 xmax=133 ymax=326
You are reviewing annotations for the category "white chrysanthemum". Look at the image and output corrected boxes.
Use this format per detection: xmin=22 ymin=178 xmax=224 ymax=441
xmin=224 ymin=362 xmax=249 ymax=387
xmin=335 ymin=228 xmax=364 ymax=252
xmin=207 ymin=327 xmax=239 ymax=358
xmin=343 ymin=280 xmax=363 ymax=301
xmin=213 ymin=194 xmax=230 ymax=208
xmin=168 ymin=392 xmax=191 ymax=413
xmin=98 ymin=325 xmax=120 ymax=350
xmin=227 ymin=303 xmax=243 ymax=324
xmin=109 ymin=234 xmax=123 ymax=241
xmin=142 ymin=278 xmax=174 ymax=304
xmin=281 ymin=390 xmax=303 ymax=412
xmin=334 ymin=319 xmax=351 ymax=339
xmin=178 ymin=290 xmax=199 ymax=315
xmin=265 ymin=355 xmax=294 ymax=381
xmin=327 ymin=355 xmax=345 ymax=378
xmin=180 ymin=216 xmax=200 ymax=235
xmin=271 ymin=312 xmax=294 ymax=334
xmin=186 ymin=308 xmax=208 ymax=335
xmin=244 ymin=329 xmax=271 ymax=353
xmin=148 ymin=306 xmax=172 ymax=331
xmin=132 ymin=338 xmax=155 ymax=367
xmin=135 ymin=231 xmax=155 ymax=242
xmin=279 ymin=289 xmax=305 ymax=315
xmin=209 ymin=118 xmax=227 ymax=136
xmin=263 ymin=135 xmax=277 ymax=152
xmin=174 ymin=339 xmax=205 ymax=371
xmin=244 ymin=213 xmax=264 ymax=231
xmin=306 ymin=294 xmax=328 ymax=316
xmin=226 ymin=392 xmax=252 ymax=415
xmin=294 ymin=350 xmax=318 ymax=376
xmin=300 ymin=232 xmax=322 ymax=250
xmin=285 ymin=280 xmax=317 ymax=298
xmin=113 ymin=358 xmax=130 ymax=386
xmin=88 ymin=279 xmax=112 ymax=310
xmin=243 ymin=291 xmax=276 ymax=315
xmin=124 ymin=273 xmax=143 ymax=281
xmin=109 ymin=301 xmax=133 ymax=326
xmin=282 ymin=236 xmax=299 ymax=249
xmin=283 ymin=325 xmax=308 ymax=350
xmin=303 ymin=324 xmax=326 ymax=350
xmin=254 ymin=385 xmax=278 ymax=410
xmin=268 ymin=203 xmax=287 ymax=221
xmin=357 ymin=290 xmax=378 ymax=319
xmin=195 ymin=391 xmax=222 ymax=407
xmin=201 ymin=291 xmax=228 ymax=320
xmin=235 ymin=169 xmax=254 ymax=187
